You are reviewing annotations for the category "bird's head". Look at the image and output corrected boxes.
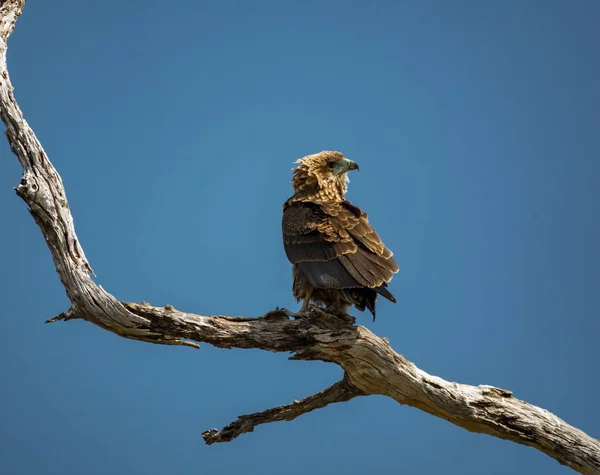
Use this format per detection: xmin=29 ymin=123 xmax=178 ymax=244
xmin=291 ymin=151 xmax=359 ymax=201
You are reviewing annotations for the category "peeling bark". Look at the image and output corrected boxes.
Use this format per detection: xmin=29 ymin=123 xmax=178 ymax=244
xmin=1 ymin=2 xmax=598 ymax=474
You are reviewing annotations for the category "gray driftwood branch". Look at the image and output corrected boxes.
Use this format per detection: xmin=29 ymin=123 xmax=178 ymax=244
xmin=1 ymin=2 xmax=598 ymax=473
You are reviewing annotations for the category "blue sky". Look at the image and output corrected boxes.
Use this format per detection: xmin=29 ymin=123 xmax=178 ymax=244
xmin=1 ymin=1 xmax=599 ymax=474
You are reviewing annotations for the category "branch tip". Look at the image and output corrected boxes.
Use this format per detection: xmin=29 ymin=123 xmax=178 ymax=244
xmin=201 ymin=428 xmax=220 ymax=445
xmin=46 ymin=309 xmax=76 ymax=324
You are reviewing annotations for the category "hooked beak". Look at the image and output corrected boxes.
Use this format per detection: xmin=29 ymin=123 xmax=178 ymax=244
xmin=345 ymin=159 xmax=359 ymax=172
xmin=331 ymin=158 xmax=360 ymax=175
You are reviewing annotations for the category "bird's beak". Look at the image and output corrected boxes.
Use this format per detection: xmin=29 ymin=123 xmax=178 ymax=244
xmin=346 ymin=159 xmax=359 ymax=172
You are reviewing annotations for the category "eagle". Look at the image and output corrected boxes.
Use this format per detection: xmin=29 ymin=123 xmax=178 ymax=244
xmin=282 ymin=150 xmax=398 ymax=320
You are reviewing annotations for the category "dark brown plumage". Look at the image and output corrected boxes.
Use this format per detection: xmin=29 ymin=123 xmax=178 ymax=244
xmin=282 ymin=151 xmax=398 ymax=320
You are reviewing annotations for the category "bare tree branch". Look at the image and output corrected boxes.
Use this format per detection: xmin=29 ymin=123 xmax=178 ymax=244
xmin=202 ymin=375 xmax=362 ymax=445
xmin=1 ymin=2 xmax=599 ymax=474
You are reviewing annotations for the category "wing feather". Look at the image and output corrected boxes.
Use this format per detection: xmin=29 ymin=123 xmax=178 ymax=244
xmin=297 ymin=260 xmax=360 ymax=289
xmin=282 ymin=199 xmax=398 ymax=296
xmin=283 ymin=201 xmax=358 ymax=263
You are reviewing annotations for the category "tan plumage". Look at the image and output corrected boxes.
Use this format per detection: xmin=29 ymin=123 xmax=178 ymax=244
xmin=282 ymin=151 xmax=398 ymax=320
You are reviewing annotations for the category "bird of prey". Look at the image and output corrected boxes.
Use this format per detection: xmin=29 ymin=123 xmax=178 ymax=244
xmin=282 ymin=151 xmax=398 ymax=320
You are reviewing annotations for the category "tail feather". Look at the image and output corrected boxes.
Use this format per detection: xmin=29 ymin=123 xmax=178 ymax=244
xmin=374 ymin=282 xmax=397 ymax=303
xmin=341 ymin=285 xmax=396 ymax=322
xmin=363 ymin=290 xmax=377 ymax=321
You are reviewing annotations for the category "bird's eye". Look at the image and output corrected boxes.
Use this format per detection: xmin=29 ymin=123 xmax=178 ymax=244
xmin=327 ymin=161 xmax=336 ymax=169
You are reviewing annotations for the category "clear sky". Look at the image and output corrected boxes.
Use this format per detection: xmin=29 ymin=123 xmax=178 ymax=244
xmin=0 ymin=1 xmax=598 ymax=474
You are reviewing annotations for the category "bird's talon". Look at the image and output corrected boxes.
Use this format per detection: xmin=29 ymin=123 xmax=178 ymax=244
xmin=325 ymin=309 xmax=356 ymax=324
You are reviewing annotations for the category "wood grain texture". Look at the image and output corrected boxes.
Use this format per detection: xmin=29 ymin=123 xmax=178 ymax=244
xmin=1 ymin=2 xmax=598 ymax=473
xmin=202 ymin=373 xmax=361 ymax=445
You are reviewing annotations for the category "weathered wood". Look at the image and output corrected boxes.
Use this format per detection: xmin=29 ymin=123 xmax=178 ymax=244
xmin=202 ymin=374 xmax=362 ymax=444
xmin=1 ymin=2 xmax=598 ymax=473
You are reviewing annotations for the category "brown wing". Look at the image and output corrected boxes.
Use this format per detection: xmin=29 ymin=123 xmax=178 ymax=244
xmin=282 ymin=200 xmax=398 ymax=298
xmin=339 ymin=201 xmax=394 ymax=259
xmin=282 ymin=201 xmax=359 ymax=289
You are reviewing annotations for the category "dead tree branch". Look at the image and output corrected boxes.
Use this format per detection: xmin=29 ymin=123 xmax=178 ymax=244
xmin=1 ymin=2 xmax=598 ymax=473
xmin=202 ymin=375 xmax=362 ymax=445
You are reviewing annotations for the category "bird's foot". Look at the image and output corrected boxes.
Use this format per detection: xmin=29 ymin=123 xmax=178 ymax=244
xmin=323 ymin=311 xmax=355 ymax=324
xmin=289 ymin=305 xmax=355 ymax=324
xmin=323 ymin=305 xmax=356 ymax=324
xmin=291 ymin=304 xmax=323 ymax=319
xmin=312 ymin=306 xmax=356 ymax=324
